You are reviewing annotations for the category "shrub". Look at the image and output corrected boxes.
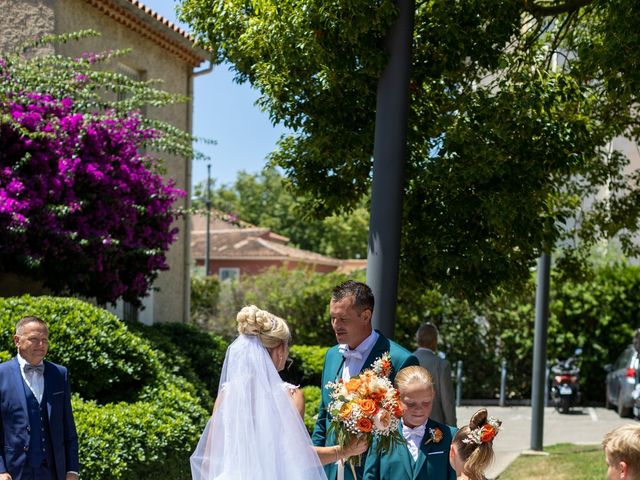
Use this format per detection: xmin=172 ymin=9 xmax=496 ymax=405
xmin=0 ymin=295 xmax=209 ymax=479
xmin=190 ymin=275 xmax=221 ymax=326
xmin=288 ymin=345 xmax=328 ymax=387
xmin=131 ymin=321 xmax=228 ymax=406
xmin=302 ymin=385 xmax=322 ymax=433
xmin=75 ymin=376 xmax=206 ymax=479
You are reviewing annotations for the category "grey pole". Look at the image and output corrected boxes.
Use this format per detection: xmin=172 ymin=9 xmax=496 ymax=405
xmin=366 ymin=0 xmax=416 ymax=338
xmin=531 ymin=252 xmax=551 ymax=451
xmin=205 ymin=164 xmax=212 ymax=276
xmin=499 ymin=359 xmax=507 ymax=407
xmin=455 ymin=360 xmax=463 ymax=407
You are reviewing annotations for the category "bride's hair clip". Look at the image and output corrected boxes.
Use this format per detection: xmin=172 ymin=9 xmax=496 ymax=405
xmin=462 ymin=416 xmax=502 ymax=445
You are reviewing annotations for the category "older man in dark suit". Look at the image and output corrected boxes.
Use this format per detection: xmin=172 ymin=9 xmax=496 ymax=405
xmin=0 ymin=316 xmax=79 ymax=480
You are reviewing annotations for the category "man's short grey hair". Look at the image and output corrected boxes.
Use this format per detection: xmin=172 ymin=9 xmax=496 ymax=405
xmin=15 ymin=316 xmax=48 ymax=335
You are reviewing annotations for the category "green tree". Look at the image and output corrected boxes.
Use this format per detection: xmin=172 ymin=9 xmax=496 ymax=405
xmin=179 ymin=0 xmax=640 ymax=299
xmin=194 ymin=167 xmax=369 ymax=258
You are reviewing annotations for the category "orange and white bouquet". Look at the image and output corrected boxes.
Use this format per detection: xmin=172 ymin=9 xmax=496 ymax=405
xmin=326 ymin=353 xmax=404 ymax=473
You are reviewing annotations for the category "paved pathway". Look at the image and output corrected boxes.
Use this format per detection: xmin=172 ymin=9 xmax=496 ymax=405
xmin=456 ymin=405 xmax=638 ymax=479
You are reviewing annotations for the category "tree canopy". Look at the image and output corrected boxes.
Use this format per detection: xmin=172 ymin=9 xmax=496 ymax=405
xmin=179 ymin=0 xmax=640 ymax=298
xmin=0 ymin=32 xmax=196 ymax=304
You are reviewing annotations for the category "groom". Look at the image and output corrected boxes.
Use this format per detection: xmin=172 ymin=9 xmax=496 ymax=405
xmin=312 ymin=280 xmax=418 ymax=480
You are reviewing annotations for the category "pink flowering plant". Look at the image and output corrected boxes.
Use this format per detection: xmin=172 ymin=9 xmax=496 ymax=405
xmin=0 ymin=31 xmax=199 ymax=305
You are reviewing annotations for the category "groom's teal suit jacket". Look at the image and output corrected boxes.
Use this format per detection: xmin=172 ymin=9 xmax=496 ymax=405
xmin=363 ymin=418 xmax=457 ymax=480
xmin=311 ymin=331 xmax=418 ymax=480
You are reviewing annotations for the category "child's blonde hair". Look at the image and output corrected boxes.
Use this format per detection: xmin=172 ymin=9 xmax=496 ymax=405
xmin=394 ymin=366 xmax=434 ymax=391
xmin=603 ymin=424 xmax=640 ymax=476
xmin=452 ymin=408 xmax=501 ymax=480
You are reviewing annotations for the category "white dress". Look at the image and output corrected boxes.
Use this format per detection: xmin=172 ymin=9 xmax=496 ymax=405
xmin=190 ymin=335 xmax=327 ymax=480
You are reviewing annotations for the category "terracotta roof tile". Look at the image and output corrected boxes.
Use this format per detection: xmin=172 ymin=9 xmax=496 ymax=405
xmin=190 ymin=213 xmax=366 ymax=270
xmin=83 ymin=0 xmax=210 ymax=66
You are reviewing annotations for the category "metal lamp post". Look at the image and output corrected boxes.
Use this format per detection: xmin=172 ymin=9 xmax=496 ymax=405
xmin=205 ymin=164 xmax=212 ymax=276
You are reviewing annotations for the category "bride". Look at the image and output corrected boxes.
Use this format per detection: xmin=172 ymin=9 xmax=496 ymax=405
xmin=191 ymin=305 xmax=366 ymax=480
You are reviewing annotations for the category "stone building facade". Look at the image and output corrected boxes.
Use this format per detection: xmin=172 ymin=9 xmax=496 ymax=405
xmin=0 ymin=0 xmax=209 ymax=324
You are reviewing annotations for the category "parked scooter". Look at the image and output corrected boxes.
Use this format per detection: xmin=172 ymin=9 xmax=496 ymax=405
xmin=550 ymin=348 xmax=582 ymax=414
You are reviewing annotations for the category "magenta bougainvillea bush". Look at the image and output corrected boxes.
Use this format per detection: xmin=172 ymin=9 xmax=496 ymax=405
xmin=0 ymin=88 xmax=185 ymax=305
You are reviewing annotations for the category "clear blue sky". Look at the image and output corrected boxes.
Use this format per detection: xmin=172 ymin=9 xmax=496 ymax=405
xmin=140 ymin=0 xmax=289 ymax=190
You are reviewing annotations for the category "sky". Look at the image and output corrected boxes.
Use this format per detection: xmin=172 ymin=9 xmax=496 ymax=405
xmin=139 ymin=0 xmax=289 ymax=190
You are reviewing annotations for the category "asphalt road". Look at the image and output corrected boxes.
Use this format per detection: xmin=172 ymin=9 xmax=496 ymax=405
xmin=455 ymin=405 xmax=638 ymax=479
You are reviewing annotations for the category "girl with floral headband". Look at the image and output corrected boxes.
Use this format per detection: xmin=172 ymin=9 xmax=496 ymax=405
xmin=449 ymin=408 xmax=502 ymax=480
xmin=364 ymin=366 xmax=457 ymax=480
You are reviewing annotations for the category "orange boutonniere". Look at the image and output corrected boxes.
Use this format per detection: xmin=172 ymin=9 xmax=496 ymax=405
xmin=424 ymin=427 xmax=443 ymax=445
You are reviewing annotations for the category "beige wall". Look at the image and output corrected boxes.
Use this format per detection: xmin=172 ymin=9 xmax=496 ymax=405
xmin=0 ymin=0 xmax=196 ymax=324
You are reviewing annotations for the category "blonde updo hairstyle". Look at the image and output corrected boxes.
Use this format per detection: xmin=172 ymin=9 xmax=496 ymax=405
xmin=452 ymin=408 xmax=500 ymax=480
xmin=236 ymin=305 xmax=290 ymax=351
xmin=394 ymin=365 xmax=434 ymax=392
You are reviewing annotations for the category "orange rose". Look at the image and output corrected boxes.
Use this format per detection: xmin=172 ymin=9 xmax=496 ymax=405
xmin=369 ymin=389 xmax=387 ymax=402
xmin=359 ymin=399 xmax=378 ymax=416
xmin=480 ymin=424 xmax=497 ymax=443
xmin=432 ymin=428 xmax=443 ymax=443
xmin=340 ymin=402 xmax=353 ymax=419
xmin=355 ymin=417 xmax=373 ymax=433
xmin=345 ymin=378 xmax=362 ymax=393
xmin=393 ymin=403 xmax=404 ymax=418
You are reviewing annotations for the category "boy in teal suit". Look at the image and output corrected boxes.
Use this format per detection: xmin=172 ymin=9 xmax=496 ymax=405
xmin=312 ymin=281 xmax=419 ymax=480
xmin=363 ymin=366 xmax=457 ymax=480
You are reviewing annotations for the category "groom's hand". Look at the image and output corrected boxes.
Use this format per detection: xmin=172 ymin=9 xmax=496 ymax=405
xmin=0 ymin=472 xmax=11 ymax=480
xmin=65 ymin=473 xmax=79 ymax=480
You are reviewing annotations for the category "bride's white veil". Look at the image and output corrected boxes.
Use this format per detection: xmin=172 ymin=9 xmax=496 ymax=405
xmin=190 ymin=334 xmax=327 ymax=480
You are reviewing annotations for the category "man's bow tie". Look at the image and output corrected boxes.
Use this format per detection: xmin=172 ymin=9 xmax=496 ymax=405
xmin=339 ymin=345 xmax=362 ymax=361
xmin=24 ymin=363 xmax=44 ymax=375
xmin=403 ymin=424 xmax=426 ymax=441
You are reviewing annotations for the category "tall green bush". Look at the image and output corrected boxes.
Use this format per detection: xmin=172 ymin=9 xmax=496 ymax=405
xmin=396 ymin=263 xmax=640 ymax=401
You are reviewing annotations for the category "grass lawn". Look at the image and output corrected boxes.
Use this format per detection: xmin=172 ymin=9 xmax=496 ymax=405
xmin=498 ymin=443 xmax=606 ymax=480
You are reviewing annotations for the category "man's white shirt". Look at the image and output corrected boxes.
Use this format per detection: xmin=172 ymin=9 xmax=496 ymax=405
xmin=339 ymin=329 xmax=379 ymax=381
xmin=17 ymin=353 xmax=44 ymax=404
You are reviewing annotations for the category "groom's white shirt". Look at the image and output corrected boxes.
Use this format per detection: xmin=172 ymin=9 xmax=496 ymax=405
xmin=340 ymin=329 xmax=379 ymax=381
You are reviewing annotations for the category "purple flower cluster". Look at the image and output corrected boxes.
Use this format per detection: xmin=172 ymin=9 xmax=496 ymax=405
xmin=0 ymin=92 xmax=185 ymax=305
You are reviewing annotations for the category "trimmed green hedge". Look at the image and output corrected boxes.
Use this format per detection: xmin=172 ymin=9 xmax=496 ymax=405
xmin=0 ymin=296 xmax=209 ymax=479
xmin=131 ymin=322 xmax=228 ymax=408
xmin=302 ymin=385 xmax=321 ymax=433
xmin=288 ymin=345 xmax=328 ymax=387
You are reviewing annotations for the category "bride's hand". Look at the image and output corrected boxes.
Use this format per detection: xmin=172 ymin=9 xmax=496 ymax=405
xmin=342 ymin=437 xmax=369 ymax=457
